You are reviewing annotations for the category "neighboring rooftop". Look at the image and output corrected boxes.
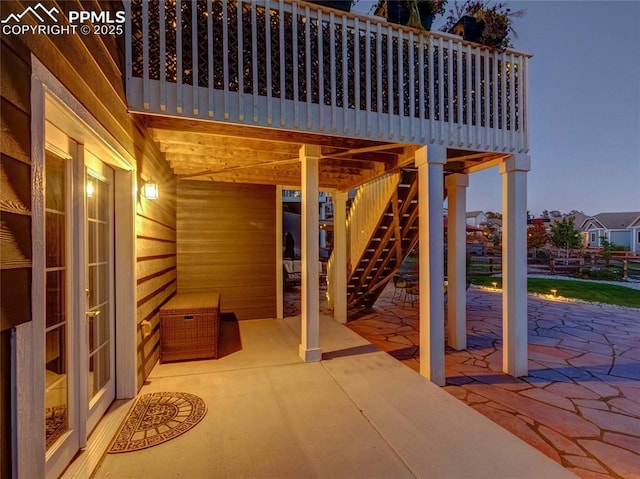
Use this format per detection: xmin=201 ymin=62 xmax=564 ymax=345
xmin=583 ymin=212 xmax=640 ymax=230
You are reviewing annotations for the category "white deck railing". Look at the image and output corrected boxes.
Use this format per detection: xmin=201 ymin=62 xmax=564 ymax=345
xmin=326 ymin=172 xmax=399 ymax=307
xmin=125 ymin=0 xmax=530 ymax=153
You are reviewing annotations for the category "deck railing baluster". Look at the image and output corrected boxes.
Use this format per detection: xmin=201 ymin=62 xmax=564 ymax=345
xmin=126 ymin=0 xmax=530 ymax=153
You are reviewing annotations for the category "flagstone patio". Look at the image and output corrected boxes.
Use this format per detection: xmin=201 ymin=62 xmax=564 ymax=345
xmin=346 ymin=284 xmax=640 ymax=479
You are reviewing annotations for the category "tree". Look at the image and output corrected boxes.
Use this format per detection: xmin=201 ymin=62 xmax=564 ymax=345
xmin=600 ymin=237 xmax=615 ymax=268
xmin=527 ymin=220 xmax=548 ymax=258
xmin=550 ymin=216 xmax=582 ymax=263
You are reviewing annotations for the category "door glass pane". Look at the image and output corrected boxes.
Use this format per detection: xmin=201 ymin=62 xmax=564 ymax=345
xmin=86 ymin=170 xmax=112 ymax=403
xmin=46 ymin=212 xmax=65 ymax=268
xmin=45 ymin=326 xmax=68 ymax=450
xmin=88 ymin=221 xmax=97 ymax=264
xmin=98 ymin=304 xmax=110 ymax=345
xmin=96 ymin=344 xmax=110 ymax=391
xmin=44 ymin=151 xmax=68 ymax=451
xmin=98 ymin=264 xmax=109 ymax=305
xmin=98 ymin=222 xmax=108 ymax=262
xmin=46 ymin=271 xmax=66 ymax=328
xmin=87 ymin=178 xmax=97 ymax=220
xmin=45 ymin=152 xmax=65 ymax=212
xmin=88 ymin=265 xmax=97 ymax=309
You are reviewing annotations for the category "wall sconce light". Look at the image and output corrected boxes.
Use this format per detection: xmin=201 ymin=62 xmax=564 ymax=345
xmin=86 ymin=179 xmax=95 ymax=198
xmin=143 ymin=182 xmax=159 ymax=200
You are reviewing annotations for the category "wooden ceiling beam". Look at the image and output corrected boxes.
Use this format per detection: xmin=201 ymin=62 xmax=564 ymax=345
xmin=164 ymin=151 xmax=297 ymax=165
xmin=173 ymin=166 xmax=364 ymax=189
xmin=143 ymin=115 xmax=394 ymax=150
xmin=166 ymin=153 xmax=382 ymax=175
xmin=149 ymin=127 xmax=303 ymax=154
xmin=157 ymin=142 xmax=299 ymax=160
xmin=320 ymin=158 xmax=382 ymax=172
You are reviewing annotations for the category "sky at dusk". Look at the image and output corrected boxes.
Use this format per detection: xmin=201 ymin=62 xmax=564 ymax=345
xmin=353 ymin=1 xmax=640 ymax=217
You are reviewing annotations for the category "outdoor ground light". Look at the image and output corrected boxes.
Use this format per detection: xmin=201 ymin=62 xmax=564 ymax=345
xmin=492 ymin=281 xmax=498 ymax=290
xmin=550 ymin=289 xmax=558 ymax=297
xmin=143 ymin=181 xmax=159 ymax=200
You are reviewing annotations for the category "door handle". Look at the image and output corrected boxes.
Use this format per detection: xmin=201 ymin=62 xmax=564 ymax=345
xmin=86 ymin=310 xmax=101 ymax=318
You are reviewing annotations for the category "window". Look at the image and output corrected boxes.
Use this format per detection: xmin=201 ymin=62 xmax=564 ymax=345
xmin=44 ymin=150 xmax=69 ymax=451
xmin=590 ymin=233 xmax=595 ymax=243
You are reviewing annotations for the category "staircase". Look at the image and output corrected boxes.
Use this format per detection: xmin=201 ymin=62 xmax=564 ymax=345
xmin=346 ymin=168 xmax=421 ymax=310
xmin=327 ymin=168 xmax=429 ymax=312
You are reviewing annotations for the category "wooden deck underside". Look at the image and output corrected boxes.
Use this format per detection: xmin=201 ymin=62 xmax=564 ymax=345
xmin=140 ymin=115 xmax=508 ymax=190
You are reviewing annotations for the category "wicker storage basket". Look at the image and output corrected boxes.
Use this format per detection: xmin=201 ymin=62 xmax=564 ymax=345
xmin=159 ymin=292 xmax=220 ymax=363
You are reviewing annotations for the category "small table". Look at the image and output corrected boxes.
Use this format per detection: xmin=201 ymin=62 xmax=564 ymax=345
xmin=159 ymin=292 xmax=220 ymax=363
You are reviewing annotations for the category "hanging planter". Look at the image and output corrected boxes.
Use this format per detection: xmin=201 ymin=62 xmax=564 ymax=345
xmin=450 ymin=15 xmax=484 ymax=43
xmin=441 ymin=1 xmax=525 ymax=51
xmin=376 ymin=0 xmax=448 ymax=31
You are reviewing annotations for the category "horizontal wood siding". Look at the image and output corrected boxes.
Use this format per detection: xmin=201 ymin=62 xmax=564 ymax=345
xmin=0 ymin=1 xmax=176 ymax=386
xmin=1 ymin=34 xmax=32 ymax=332
xmin=177 ymin=181 xmax=276 ymax=319
xmin=134 ymin=145 xmax=176 ymax=384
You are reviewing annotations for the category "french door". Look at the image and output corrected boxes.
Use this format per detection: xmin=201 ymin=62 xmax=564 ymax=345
xmin=44 ymin=126 xmax=116 ymax=477
xmin=84 ymin=152 xmax=116 ymax=434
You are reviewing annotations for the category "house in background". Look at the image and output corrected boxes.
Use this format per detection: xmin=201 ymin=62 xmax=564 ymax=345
xmin=1 ymin=1 xmax=532 ymax=477
xmin=581 ymin=212 xmax=640 ymax=249
xmin=630 ymin=215 xmax=640 ymax=253
xmin=466 ymin=210 xmax=488 ymax=228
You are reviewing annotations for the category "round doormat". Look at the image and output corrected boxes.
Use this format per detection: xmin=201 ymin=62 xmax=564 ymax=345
xmin=108 ymin=392 xmax=207 ymax=453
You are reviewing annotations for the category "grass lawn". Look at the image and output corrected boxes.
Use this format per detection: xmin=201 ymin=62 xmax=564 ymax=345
xmin=469 ymin=276 xmax=640 ymax=308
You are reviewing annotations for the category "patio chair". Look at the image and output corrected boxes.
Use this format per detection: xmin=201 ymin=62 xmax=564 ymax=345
xmin=403 ymin=284 xmax=419 ymax=308
xmin=392 ymin=275 xmax=408 ymax=304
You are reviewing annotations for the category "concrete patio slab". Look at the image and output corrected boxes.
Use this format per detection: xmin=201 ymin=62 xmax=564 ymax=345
xmin=94 ymin=311 xmax=573 ymax=479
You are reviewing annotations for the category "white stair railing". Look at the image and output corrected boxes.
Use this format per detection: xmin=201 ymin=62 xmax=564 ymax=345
xmin=327 ymin=172 xmax=400 ymax=307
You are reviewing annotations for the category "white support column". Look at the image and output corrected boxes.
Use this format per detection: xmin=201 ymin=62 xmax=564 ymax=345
xmin=416 ymin=145 xmax=447 ymax=386
xmin=445 ymin=173 xmax=468 ymax=351
xmin=500 ymin=154 xmax=531 ymax=377
xmin=333 ymin=190 xmax=348 ymax=323
xmin=276 ymin=185 xmax=284 ymax=319
xmin=319 ymin=201 xmax=327 ymax=249
xmin=300 ymin=145 xmax=322 ymax=362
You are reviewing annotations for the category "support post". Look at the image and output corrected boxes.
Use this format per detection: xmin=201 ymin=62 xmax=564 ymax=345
xmin=333 ymin=191 xmax=348 ymax=323
xmin=319 ymin=200 xmax=327 ymax=249
xmin=276 ymin=185 xmax=284 ymax=319
xmin=416 ymin=145 xmax=446 ymax=386
xmin=300 ymin=145 xmax=322 ymax=362
xmin=445 ymin=173 xmax=468 ymax=351
xmin=500 ymin=154 xmax=530 ymax=377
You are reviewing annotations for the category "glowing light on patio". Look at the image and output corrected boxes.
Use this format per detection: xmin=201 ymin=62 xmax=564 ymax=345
xmin=550 ymin=289 xmax=558 ymax=297
xmin=143 ymin=181 xmax=159 ymax=200
xmin=492 ymin=281 xmax=498 ymax=290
